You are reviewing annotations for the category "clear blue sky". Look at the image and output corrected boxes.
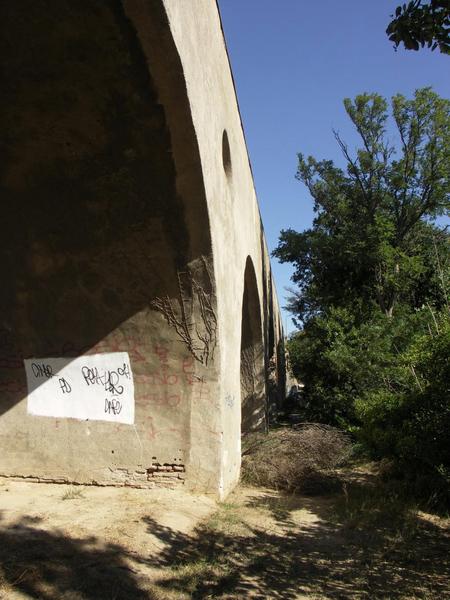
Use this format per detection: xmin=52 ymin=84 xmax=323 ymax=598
xmin=218 ymin=0 xmax=449 ymax=334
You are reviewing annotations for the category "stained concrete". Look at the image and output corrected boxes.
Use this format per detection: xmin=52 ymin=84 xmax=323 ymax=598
xmin=0 ymin=0 xmax=285 ymax=497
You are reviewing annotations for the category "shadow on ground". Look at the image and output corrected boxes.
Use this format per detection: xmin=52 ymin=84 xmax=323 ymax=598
xmin=0 ymin=513 xmax=154 ymax=600
xmin=142 ymin=492 xmax=449 ymax=599
xmin=141 ymin=470 xmax=449 ymax=599
xmin=0 ymin=473 xmax=448 ymax=599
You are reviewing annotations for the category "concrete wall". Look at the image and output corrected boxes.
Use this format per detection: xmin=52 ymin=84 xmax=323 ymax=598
xmin=0 ymin=0 xmax=285 ymax=498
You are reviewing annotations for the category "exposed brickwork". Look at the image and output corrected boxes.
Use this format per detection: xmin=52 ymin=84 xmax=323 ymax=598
xmin=0 ymin=462 xmax=186 ymax=490
xmin=147 ymin=463 xmax=186 ymax=486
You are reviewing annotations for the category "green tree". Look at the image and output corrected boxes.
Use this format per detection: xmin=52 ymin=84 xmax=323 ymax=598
xmin=275 ymin=89 xmax=450 ymax=500
xmin=387 ymin=0 xmax=450 ymax=54
xmin=275 ymin=88 xmax=449 ymax=323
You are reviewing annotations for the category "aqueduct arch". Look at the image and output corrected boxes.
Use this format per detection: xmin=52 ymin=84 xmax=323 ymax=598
xmin=0 ymin=0 xmax=285 ymax=497
xmin=240 ymin=258 xmax=266 ymax=434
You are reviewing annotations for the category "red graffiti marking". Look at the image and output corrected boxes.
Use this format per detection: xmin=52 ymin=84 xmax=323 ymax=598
xmin=144 ymin=416 xmax=183 ymax=441
xmin=90 ymin=333 xmax=147 ymax=364
xmin=182 ymin=357 xmax=194 ymax=373
xmin=61 ymin=333 xmax=148 ymax=364
xmin=192 ymin=384 xmax=211 ymax=403
xmin=154 ymin=345 xmax=169 ymax=363
xmin=138 ymin=392 xmax=181 ymax=408
xmin=144 ymin=345 xmax=183 ymax=386
xmin=134 ymin=374 xmax=153 ymax=384
xmin=182 ymin=357 xmax=196 ymax=385
xmin=146 ymin=416 xmax=157 ymax=441
xmin=152 ymin=373 xmax=178 ymax=386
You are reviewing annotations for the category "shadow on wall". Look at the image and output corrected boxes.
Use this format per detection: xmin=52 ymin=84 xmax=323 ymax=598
xmin=240 ymin=257 xmax=265 ymax=434
xmin=259 ymin=224 xmax=286 ymax=423
xmin=275 ymin=336 xmax=286 ymax=411
xmin=0 ymin=1 xmax=213 ymax=416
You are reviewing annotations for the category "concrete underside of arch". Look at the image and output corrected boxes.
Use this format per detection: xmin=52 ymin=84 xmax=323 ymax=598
xmin=0 ymin=0 xmax=286 ymax=498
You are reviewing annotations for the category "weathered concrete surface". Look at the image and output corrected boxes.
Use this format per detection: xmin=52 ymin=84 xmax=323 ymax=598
xmin=0 ymin=0 xmax=285 ymax=497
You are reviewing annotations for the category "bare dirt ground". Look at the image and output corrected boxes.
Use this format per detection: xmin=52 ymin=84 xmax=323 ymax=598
xmin=0 ymin=471 xmax=448 ymax=599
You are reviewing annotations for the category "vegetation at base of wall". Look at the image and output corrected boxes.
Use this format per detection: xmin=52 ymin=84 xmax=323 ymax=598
xmin=61 ymin=486 xmax=86 ymax=501
xmin=274 ymin=88 xmax=450 ymax=508
xmin=286 ymin=310 xmax=450 ymax=506
xmin=241 ymin=424 xmax=351 ymax=493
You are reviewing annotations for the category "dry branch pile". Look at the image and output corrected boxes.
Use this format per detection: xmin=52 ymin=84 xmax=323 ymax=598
xmin=241 ymin=424 xmax=351 ymax=493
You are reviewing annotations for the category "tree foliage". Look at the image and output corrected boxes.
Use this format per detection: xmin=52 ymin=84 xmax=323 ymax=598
xmin=387 ymin=0 xmax=450 ymax=54
xmin=276 ymin=89 xmax=450 ymax=502
xmin=275 ymin=89 xmax=449 ymax=323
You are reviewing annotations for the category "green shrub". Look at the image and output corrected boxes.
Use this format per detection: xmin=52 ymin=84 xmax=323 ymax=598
xmin=355 ymin=313 xmax=450 ymax=506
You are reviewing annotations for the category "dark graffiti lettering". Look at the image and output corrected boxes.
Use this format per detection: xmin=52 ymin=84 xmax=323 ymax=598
xmin=105 ymin=370 xmax=124 ymax=395
xmin=117 ymin=363 xmax=131 ymax=379
xmin=82 ymin=365 xmax=126 ymax=395
xmin=58 ymin=377 xmax=72 ymax=394
xmin=81 ymin=366 xmax=101 ymax=386
xmin=105 ymin=398 xmax=122 ymax=415
xmin=31 ymin=362 xmax=53 ymax=379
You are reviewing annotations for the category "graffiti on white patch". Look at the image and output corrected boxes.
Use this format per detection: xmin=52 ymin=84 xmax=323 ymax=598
xmin=25 ymin=353 xmax=134 ymax=424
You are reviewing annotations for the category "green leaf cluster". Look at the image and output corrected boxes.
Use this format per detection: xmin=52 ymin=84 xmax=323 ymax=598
xmin=387 ymin=0 xmax=450 ymax=54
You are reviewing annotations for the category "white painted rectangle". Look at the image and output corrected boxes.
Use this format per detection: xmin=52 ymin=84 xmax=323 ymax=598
xmin=25 ymin=353 xmax=134 ymax=424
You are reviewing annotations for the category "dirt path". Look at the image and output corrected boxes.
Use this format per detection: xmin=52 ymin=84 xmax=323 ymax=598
xmin=0 ymin=475 xmax=448 ymax=599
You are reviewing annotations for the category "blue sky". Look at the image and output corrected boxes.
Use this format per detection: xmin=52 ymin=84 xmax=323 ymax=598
xmin=217 ymin=0 xmax=450 ymax=334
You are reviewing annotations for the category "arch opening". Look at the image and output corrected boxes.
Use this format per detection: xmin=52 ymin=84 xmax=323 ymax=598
xmin=222 ymin=129 xmax=232 ymax=178
xmin=240 ymin=257 xmax=266 ymax=434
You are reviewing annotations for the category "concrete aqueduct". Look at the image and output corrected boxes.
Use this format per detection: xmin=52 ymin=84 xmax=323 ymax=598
xmin=0 ymin=0 xmax=285 ymax=497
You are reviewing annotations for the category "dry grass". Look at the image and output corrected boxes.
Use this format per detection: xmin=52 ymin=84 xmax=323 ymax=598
xmin=204 ymin=502 xmax=248 ymax=535
xmin=148 ymin=477 xmax=449 ymax=599
xmin=61 ymin=486 xmax=85 ymax=501
xmin=241 ymin=424 xmax=351 ymax=493
xmin=1 ymin=471 xmax=448 ymax=599
xmin=168 ymin=558 xmax=231 ymax=596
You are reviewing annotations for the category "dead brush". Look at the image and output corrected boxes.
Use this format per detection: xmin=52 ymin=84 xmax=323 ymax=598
xmin=61 ymin=486 xmax=85 ymax=501
xmin=241 ymin=424 xmax=351 ymax=493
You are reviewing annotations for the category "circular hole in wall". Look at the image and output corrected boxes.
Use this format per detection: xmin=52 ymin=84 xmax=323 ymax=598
xmin=222 ymin=129 xmax=232 ymax=178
